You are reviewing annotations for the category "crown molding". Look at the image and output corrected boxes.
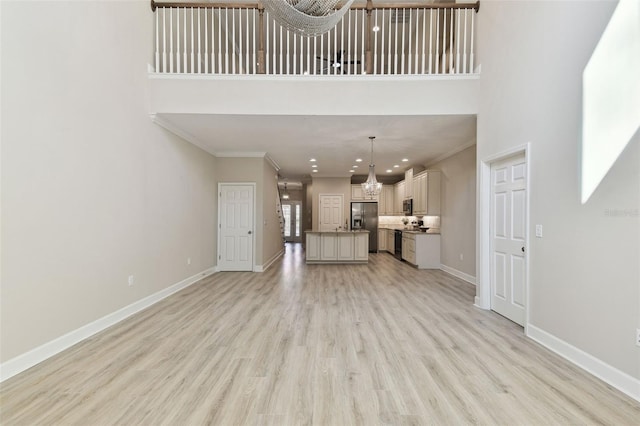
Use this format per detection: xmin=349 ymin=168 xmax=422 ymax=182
xmin=426 ymin=138 xmax=477 ymax=167
xmin=150 ymin=114 xmax=216 ymax=156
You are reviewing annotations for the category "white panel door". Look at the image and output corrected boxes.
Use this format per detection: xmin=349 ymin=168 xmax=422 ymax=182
xmin=319 ymin=194 xmax=343 ymax=231
xmin=490 ymin=153 xmax=527 ymax=326
xmin=218 ymin=184 xmax=254 ymax=271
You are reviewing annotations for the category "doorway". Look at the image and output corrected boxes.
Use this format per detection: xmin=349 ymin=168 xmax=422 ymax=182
xmin=218 ymin=183 xmax=255 ymax=271
xmin=282 ymin=201 xmax=302 ymax=243
xmin=477 ymin=145 xmax=530 ymax=328
xmin=318 ymin=194 xmax=344 ymax=231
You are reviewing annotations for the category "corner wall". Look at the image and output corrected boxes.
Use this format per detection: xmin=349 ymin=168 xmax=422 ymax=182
xmin=1 ymin=1 xmax=218 ymax=363
xmin=428 ymin=145 xmax=477 ymax=281
xmin=477 ymin=0 xmax=639 ymax=382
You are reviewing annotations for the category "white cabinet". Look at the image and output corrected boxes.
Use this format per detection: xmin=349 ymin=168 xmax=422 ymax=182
xmin=402 ymin=233 xmax=416 ymax=265
xmin=320 ymin=234 xmax=338 ymax=260
xmin=306 ymin=233 xmax=321 ymax=260
xmin=351 ymin=184 xmax=378 ymax=201
xmin=354 ymin=233 xmax=369 ymax=261
xmin=404 ymin=169 xmax=414 ymax=198
xmin=338 ymin=233 xmax=354 ymax=260
xmin=413 ymin=171 xmax=441 ymax=216
xmin=378 ymin=229 xmax=387 ymax=251
xmin=306 ymin=232 xmax=369 ymax=263
xmin=378 ymin=185 xmax=394 ymax=215
xmin=400 ymin=232 xmax=440 ymax=269
xmin=394 ymin=181 xmax=405 ymax=215
xmin=387 ymin=230 xmax=395 ymax=254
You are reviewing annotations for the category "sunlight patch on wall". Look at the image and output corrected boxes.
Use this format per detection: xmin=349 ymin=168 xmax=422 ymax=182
xmin=582 ymin=0 xmax=640 ymax=204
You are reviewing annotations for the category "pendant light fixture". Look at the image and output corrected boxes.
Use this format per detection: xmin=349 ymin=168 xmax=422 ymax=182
xmin=361 ymin=136 xmax=382 ymax=197
xmin=282 ymin=182 xmax=290 ymax=200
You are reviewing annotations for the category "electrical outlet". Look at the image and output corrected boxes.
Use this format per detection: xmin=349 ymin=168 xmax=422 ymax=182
xmin=187 ymin=257 xmax=191 ymax=265
xmin=636 ymin=329 xmax=640 ymax=347
xmin=128 ymin=275 xmax=134 ymax=286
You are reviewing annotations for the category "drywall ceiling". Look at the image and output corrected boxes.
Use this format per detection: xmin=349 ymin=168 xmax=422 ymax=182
xmin=155 ymin=113 xmax=476 ymax=180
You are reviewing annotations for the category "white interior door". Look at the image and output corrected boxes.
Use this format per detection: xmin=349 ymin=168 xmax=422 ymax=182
xmin=490 ymin=153 xmax=527 ymax=326
xmin=319 ymin=194 xmax=343 ymax=231
xmin=218 ymin=184 xmax=254 ymax=271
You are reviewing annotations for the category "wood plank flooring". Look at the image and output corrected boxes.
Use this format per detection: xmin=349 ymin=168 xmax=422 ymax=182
xmin=2 ymin=243 xmax=639 ymax=425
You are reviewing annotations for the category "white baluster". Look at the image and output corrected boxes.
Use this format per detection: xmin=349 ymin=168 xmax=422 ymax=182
xmin=225 ymin=8 xmax=229 ymax=74
xmin=252 ymin=9 xmax=256 ymax=74
xmin=190 ymin=8 xmax=194 ymax=73
xmin=394 ymin=8 xmax=398 ymax=74
xmin=449 ymin=7 xmax=453 ymax=74
xmin=463 ymin=8 xmax=467 ymax=74
xmin=388 ymin=8 xmax=392 ymax=74
xmin=246 ymin=9 xmax=250 ymax=74
xmin=155 ymin=9 xmax=159 ymax=72
xmin=422 ymin=8 xmax=427 ymax=74
xmin=470 ymin=9 xmax=474 ymax=73
xmin=176 ymin=8 xmax=180 ymax=73
xmin=361 ymin=9 xmax=365 ymax=73
xmin=169 ymin=8 xmax=173 ymax=73
xmin=183 ymin=8 xmax=187 ymax=73
xmin=279 ymin=25 xmax=283 ymax=75
xmin=429 ymin=9 xmax=433 ymax=74
xmin=407 ymin=8 xmax=412 ymax=74
xmin=162 ymin=8 xmax=167 ymax=72
xmin=238 ymin=8 xmax=243 ymax=73
xmin=455 ymin=9 xmax=460 ymax=74
xmin=373 ymin=9 xmax=378 ymax=75
xmin=204 ymin=8 xmax=208 ymax=74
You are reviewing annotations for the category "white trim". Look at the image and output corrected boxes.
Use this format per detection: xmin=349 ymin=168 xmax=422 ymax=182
xmin=0 ymin=267 xmax=216 ymax=383
xmin=527 ymin=324 xmax=640 ymax=403
xmin=215 ymin=151 xmax=267 ymax=158
xmin=148 ymin=72 xmax=481 ymax=83
xmin=426 ymin=139 xmax=477 ymax=168
xmin=440 ymin=264 xmax=476 ymax=285
xmin=150 ymin=114 xmax=215 ymax=156
xmin=264 ymin=153 xmax=280 ymax=172
xmin=254 ymin=248 xmax=284 ymax=272
xmin=476 ymin=143 xmax=531 ymax=330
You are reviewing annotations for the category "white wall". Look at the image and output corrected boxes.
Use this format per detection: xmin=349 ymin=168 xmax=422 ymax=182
xmin=428 ymin=145 xmax=476 ymax=278
xmin=1 ymin=1 xmax=218 ymax=363
xmin=477 ymin=1 xmax=639 ymax=379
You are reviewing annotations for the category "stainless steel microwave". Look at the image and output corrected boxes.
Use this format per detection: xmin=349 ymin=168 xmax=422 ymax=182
xmin=403 ymin=199 xmax=413 ymax=216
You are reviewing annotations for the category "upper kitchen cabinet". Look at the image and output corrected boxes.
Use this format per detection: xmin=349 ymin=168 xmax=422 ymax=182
xmin=379 ymin=185 xmax=395 ymax=216
xmin=394 ymin=181 xmax=405 ymax=215
xmin=403 ymin=167 xmax=424 ymax=199
xmin=413 ymin=171 xmax=441 ymax=216
xmin=351 ymin=185 xmax=379 ymax=202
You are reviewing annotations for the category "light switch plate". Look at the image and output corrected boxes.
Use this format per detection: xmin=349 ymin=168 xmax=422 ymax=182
xmin=535 ymin=224 xmax=543 ymax=238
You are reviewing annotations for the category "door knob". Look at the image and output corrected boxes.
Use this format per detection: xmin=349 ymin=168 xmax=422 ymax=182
xmin=248 ymin=230 xmax=252 ymax=235
xmin=521 ymin=246 xmax=525 ymax=252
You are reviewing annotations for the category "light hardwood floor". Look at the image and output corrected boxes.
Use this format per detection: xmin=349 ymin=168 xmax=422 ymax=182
xmin=2 ymin=244 xmax=639 ymax=425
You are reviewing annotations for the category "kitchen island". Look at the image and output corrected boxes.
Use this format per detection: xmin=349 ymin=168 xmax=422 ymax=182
xmin=305 ymin=230 xmax=369 ymax=264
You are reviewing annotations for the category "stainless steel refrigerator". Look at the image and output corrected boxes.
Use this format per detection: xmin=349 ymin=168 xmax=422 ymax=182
xmin=350 ymin=202 xmax=378 ymax=252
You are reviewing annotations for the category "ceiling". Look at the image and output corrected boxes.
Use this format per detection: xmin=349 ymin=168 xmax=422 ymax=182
xmin=156 ymin=113 xmax=477 ymax=182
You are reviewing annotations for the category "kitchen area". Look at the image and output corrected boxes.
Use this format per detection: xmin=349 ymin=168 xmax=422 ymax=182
xmin=304 ymin=167 xmax=442 ymax=268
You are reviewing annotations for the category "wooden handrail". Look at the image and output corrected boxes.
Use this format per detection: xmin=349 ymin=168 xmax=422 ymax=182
xmin=151 ymin=0 xmax=480 ymax=13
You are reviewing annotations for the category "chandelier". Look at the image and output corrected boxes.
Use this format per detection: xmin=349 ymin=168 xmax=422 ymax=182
xmin=262 ymin=0 xmax=357 ymax=37
xmin=361 ymin=136 xmax=382 ymax=197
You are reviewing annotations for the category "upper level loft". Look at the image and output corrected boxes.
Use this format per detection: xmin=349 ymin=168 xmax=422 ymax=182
xmin=150 ymin=0 xmax=480 ymax=77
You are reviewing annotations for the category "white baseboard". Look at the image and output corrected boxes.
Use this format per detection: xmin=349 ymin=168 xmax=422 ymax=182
xmin=527 ymin=324 xmax=640 ymax=403
xmin=254 ymin=248 xmax=284 ymax=272
xmin=0 ymin=267 xmax=216 ymax=382
xmin=440 ymin=264 xmax=476 ymax=285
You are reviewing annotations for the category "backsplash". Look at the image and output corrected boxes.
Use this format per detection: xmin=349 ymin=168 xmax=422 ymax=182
xmin=379 ymin=215 xmax=440 ymax=229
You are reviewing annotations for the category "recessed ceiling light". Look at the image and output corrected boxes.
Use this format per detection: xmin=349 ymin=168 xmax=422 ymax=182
xmin=401 ymin=158 xmax=409 ymax=162
xmin=355 ymin=158 xmax=363 ymax=162
xmin=386 ymin=169 xmax=393 ymax=173
xmin=310 ymin=158 xmax=316 ymax=162
xmin=393 ymin=165 xmax=399 ymax=168
xmin=353 ymin=165 xmax=358 ymax=168
xmin=311 ymin=165 xmax=317 ymax=168
xmin=312 ymin=169 xmax=318 ymax=173
xmin=349 ymin=169 xmax=355 ymax=173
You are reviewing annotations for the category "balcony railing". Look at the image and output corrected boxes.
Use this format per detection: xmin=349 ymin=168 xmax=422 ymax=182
xmin=151 ymin=1 xmax=479 ymax=76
